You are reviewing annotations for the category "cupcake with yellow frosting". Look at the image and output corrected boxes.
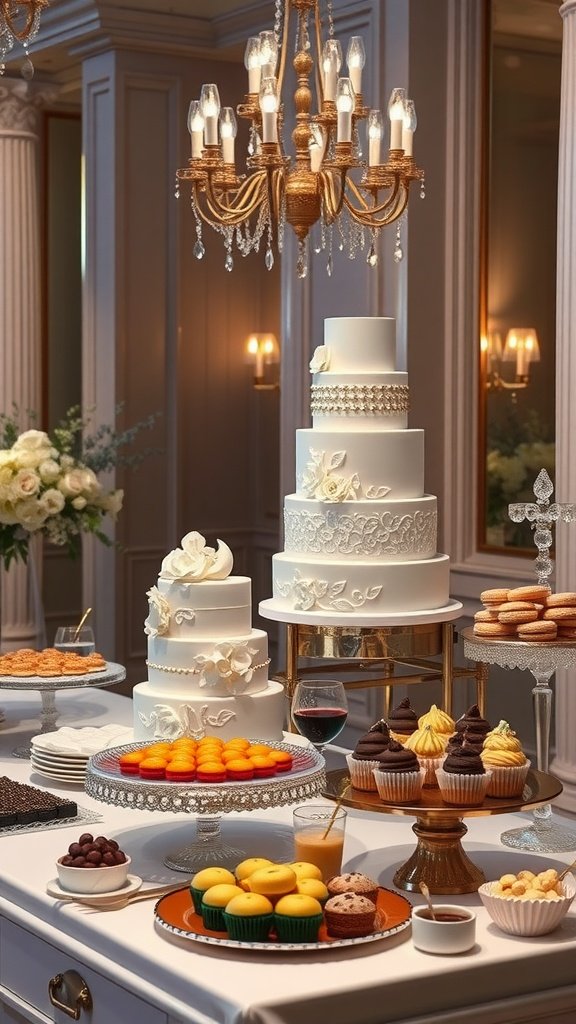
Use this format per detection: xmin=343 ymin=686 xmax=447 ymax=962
xmin=200 ymin=883 xmax=244 ymax=931
xmin=222 ymin=892 xmax=274 ymax=941
xmin=190 ymin=867 xmax=236 ymax=912
xmin=417 ymin=704 xmax=455 ymax=744
xmin=404 ymin=724 xmax=446 ymax=786
xmin=273 ymin=893 xmax=324 ymax=942
xmin=481 ymin=720 xmax=530 ymax=798
xmin=295 ymin=877 xmax=329 ymax=906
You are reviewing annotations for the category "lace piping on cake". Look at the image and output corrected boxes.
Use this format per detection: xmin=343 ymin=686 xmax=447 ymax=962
xmin=137 ymin=704 xmax=237 ymax=740
xmin=275 ymin=571 xmax=382 ymax=612
xmin=310 ymin=383 xmax=409 ymax=415
xmin=284 ymin=508 xmax=437 ymax=556
xmin=299 ymin=449 xmax=390 ymax=503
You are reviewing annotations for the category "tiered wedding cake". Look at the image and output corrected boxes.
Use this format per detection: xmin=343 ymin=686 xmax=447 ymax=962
xmin=261 ymin=317 xmax=453 ymax=622
xmin=133 ymin=532 xmax=285 ymax=740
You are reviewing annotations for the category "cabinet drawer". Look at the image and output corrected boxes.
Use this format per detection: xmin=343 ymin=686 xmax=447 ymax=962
xmin=0 ymin=919 xmax=167 ymax=1024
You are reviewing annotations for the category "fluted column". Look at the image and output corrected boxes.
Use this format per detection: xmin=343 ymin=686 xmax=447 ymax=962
xmin=0 ymin=78 xmax=48 ymax=651
xmin=550 ymin=0 xmax=576 ymax=812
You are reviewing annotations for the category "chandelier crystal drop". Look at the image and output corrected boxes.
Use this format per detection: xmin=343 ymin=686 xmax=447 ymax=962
xmin=0 ymin=0 xmax=48 ymax=76
xmin=176 ymin=0 xmax=424 ymax=277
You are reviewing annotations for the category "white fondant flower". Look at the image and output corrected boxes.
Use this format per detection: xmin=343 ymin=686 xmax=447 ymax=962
xmin=194 ymin=641 xmax=258 ymax=693
xmin=309 ymin=346 xmax=330 ymax=373
xmin=144 ymin=585 xmax=171 ymax=637
xmin=160 ymin=531 xmax=233 ymax=581
xmin=317 ymin=473 xmax=360 ymax=502
xmin=300 ymin=449 xmax=360 ymax=503
xmin=292 ymin=577 xmax=318 ymax=611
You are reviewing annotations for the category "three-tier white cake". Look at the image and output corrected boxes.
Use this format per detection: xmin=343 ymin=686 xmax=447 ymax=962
xmin=261 ymin=317 xmax=454 ymax=622
xmin=133 ymin=532 xmax=285 ymax=740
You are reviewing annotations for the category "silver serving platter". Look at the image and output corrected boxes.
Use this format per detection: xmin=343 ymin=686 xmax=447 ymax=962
xmin=85 ymin=739 xmax=327 ymax=815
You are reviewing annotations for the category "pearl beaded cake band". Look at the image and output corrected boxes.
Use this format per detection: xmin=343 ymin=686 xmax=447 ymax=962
xmin=310 ymin=383 xmax=410 ymax=415
xmin=145 ymin=657 xmax=272 ymax=676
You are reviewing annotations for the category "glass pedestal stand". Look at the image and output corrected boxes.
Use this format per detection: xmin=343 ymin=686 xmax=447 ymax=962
xmin=462 ymin=628 xmax=576 ymax=853
xmin=85 ymin=739 xmax=326 ymax=873
xmin=324 ymin=767 xmax=562 ymax=894
xmin=0 ymin=662 xmax=127 ymax=758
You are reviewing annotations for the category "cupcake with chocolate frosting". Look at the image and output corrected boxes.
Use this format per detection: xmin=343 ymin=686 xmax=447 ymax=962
xmin=481 ymin=720 xmax=530 ymax=798
xmin=454 ymin=704 xmax=492 ymax=742
xmin=346 ymin=720 xmax=390 ymax=791
xmin=436 ymin=747 xmax=492 ymax=806
xmin=388 ymin=697 xmax=419 ymax=743
xmin=446 ymin=729 xmax=484 ymax=756
xmin=372 ymin=740 xmax=425 ymax=804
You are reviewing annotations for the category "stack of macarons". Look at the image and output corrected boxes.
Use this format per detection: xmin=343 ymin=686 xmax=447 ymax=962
xmin=472 ymin=585 xmax=576 ymax=642
xmin=118 ymin=735 xmax=294 ymax=781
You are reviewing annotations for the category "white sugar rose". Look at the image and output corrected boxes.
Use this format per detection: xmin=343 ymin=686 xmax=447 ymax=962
xmin=10 ymin=468 xmax=40 ymax=501
xmin=318 ymin=474 xmax=357 ymax=502
xmin=39 ymin=488 xmax=65 ymax=517
xmin=38 ymin=459 xmax=61 ymax=484
xmin=58 ymin=468 xmax=86 ymax=498
xmin=161 ymin=532 xmax=233 ymax=581
xmin=293 ymin=579 xmax=317 ymax=611
xmin=194 ymin=641 xmax=256 ymax=692
xmin=144 ymin=586 xmax=170 ymax=637
xmin=309 ymin=345 xmax=330 ymax=373
xmin=12 ymin=429 xmax=51 ymax=452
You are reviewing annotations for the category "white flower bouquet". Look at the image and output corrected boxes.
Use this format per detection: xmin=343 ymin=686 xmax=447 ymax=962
xmin=0 ymin=405 xmax=158 ymax=569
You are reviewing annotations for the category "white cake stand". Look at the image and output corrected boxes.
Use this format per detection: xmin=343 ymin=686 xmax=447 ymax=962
xmin=462 ymin=627 xmax=576 ymax=854
xmin=0 ymin=662 xmax=126 ymax=758
xmin=85 ymin=739 xmax=326 ymax=872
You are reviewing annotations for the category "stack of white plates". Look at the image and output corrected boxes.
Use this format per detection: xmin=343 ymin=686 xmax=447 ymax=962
xmin=30 ymin=724 xmax=133 ymax=785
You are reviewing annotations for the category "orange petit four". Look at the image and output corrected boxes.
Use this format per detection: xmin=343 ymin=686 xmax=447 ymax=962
xmin=224 ymin=738 xmax=251 ymax=752
xmin=268 ymin=750 xmax=293 ymax=772
xmin=249 ymin=755 xmax=277 ymax=778
xmin=246 ymin=744 xmax=271 ymax=757
xmin=166 ymin=762 xmax=196 ymax=781
xmin=225 ymin=758 xmax=255 ymax=781
xmin=139 ymin=756 xmax=168 ymax=779
xmin=196 ymin=763 xmax=227 ymax=782
xmin=118 ymin=751 xmax=147 ymax=775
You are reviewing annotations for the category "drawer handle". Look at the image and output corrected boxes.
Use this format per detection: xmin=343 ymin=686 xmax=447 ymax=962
xmin=48 ymin=971 xmax=93 ymax=1019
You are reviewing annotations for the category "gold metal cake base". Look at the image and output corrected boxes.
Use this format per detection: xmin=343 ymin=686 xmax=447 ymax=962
xmin=324 ymin=768 xmax=563 ymax=895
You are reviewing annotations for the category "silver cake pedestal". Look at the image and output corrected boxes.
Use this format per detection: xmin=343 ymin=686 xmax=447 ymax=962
xmin=85 ymin=739 xmax=326 ymax=872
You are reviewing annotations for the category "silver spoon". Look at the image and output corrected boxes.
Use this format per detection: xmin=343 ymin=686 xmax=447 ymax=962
xmin=419 ymin=881 xmax=436 ymax=920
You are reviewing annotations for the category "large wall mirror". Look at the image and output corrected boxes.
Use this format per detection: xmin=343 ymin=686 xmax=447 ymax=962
xmin=479 ymin=0 xmax=561 ymax=551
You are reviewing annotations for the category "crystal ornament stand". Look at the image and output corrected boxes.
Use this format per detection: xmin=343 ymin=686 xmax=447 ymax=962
xmin=508 ymin=469 xmax=576 ymax=584
xmin=325 ymin=766 xmax=562 ymax=894
xmin=462 ymin=629 xmax=576 ymax=853
xmin=0 ymin=662 xmax=126 ymax=758
xmin=85 ymin=740 xmax=326 ymax=872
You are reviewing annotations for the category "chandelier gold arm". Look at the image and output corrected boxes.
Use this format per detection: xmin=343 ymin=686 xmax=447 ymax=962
xmin=343 ymin=173 xmax=408 ymax=224
xmin=3 ymin=0 xmax=48 ymax=41
xmin=200 ymin=171 xmax=270 ymax=225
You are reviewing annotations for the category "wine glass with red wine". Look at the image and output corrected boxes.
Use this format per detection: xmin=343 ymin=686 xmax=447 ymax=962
xmin=291 ymin=680 xmax=348 ymax=752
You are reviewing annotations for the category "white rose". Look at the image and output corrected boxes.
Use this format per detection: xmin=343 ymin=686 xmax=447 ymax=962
xmin=318 ymin=474 xmax=356 ymax=502
xmin=38 ymin=459 xmax=61 ymax=484
xmin=39 ymin=488 xmax=65 ymax=517
xmin=99 ymin=488 xmax=123 ymax=519
xmin=13 ymin=448 xmax=48 ymax=469
xmin=14 ymin=498 xmax=45 ymax=531
xmin=58 ymin=468 xmax=86 ymax=498
xmin=72 ymin=496 xmax=87 ymax=510
xmin=0 ymin=450 xmax=16 ymax=469
xmin=79 ymin=467 xmax=100 ymax=498
xmin=60 ymin=454 xmax=74 ymax=470
xmin=12 ymin=429 xmax=51 ymax=451
xmin=10 ymin=468 xmax=40 ymax=501
xmin=309 ymin=345 xmax=331 ymax=374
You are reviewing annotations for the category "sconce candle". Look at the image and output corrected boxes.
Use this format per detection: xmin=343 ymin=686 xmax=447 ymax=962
xmin=260 ymin=77 xmax=279 ymax=143
xmin=220 ymin=107 xmax=237 ymax=164
xmin=245 ymin=36 xmax=262 ymax=94
xmin=346 ymin=36 xmax=366 ymax=96
xmin=388 ymin=87 xmax=407 ymax=150
xmin=368 ymin=109 xmax=384 ymax=166
xmin=323 ymin=38 xmax=343 ymax=103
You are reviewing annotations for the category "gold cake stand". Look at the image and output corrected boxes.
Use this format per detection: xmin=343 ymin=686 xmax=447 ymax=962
xmin=324 ymin=767 xmax=562 ymax=895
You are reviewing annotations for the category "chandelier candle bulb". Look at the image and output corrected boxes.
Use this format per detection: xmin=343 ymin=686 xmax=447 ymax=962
xmin=346 ymin=36 xmax=366 ymax=96
xmin=368 ymin=109 xmax=384 ymax=166
xmin=323 ymin=38 xmax=342 ymax=103
xmin=336 ymin=78 xmax=354 ymax=143
xmin=259 ymin=30 xmax=279 ymax=80
xmin=187 ymin=101 xmax=205 ymax=159
xmin=260 ymin=77 xmax=279 ymax=143
xmin=402 ymin=99 xmax=417 ymax=157
xmin=200 ymin=84 xmax=221 ymax=146
xmin=245 ymin=36 xmax=262 ymax=94
xmin=388 ymin=87 xmax=407 ymax=150
xmin=220 ymin=107 xmax=237 ymax=164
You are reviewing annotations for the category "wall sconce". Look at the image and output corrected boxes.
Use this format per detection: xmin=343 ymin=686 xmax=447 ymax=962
xmin=481 ymin=326 xmax=540 ymax=398
xmin=245 ymin=333 xmax=280 ymax=390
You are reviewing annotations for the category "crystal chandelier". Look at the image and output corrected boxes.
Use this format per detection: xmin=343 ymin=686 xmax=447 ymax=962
xmin=0 ymin=0 xmax=48 ymax=77
xmin=175 ymin=0 xmax=424 ymax=278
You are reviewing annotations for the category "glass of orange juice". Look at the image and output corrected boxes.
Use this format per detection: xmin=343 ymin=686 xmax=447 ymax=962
xmin=293 ymin=804 xmax=347 ymax=881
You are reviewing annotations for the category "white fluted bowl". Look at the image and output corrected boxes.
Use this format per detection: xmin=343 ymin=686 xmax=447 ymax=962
xmin=478 ymin=873 xmax=576 ymax=936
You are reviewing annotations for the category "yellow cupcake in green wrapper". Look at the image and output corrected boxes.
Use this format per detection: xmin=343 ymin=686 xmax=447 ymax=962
xmin=201 ymin=883 xmax=244 ymax=931
xmin=274 ymin=894 xmax=324 ymax=942
xmin=190 ymin=867 xmax=235 ymax=913
xmin=222 ymin=892 xmax=274 ymax=941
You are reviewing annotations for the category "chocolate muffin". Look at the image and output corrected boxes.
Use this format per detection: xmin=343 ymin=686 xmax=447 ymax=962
xmin=324 ymin=893 xmax=377 ymax=938
xmin=326 ymin=872 xmax=379 ymax=905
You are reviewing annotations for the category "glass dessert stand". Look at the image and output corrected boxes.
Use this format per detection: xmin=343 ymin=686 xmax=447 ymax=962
xmin=85 ymin=739 xmax=326 ymax=873
xmin=324 ymin=766 xmax=561 ymax=895
xmin=462 ymin=627 xmax=576 ymax=853
xmin=0 ymin=662 xmax=126 ymax=758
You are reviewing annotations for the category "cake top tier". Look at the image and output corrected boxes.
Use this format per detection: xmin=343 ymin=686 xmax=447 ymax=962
xmin=159 ymin=531 xmax=233 ymax=583
xmin=310 ymin=317 xmax=397 ymax=374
